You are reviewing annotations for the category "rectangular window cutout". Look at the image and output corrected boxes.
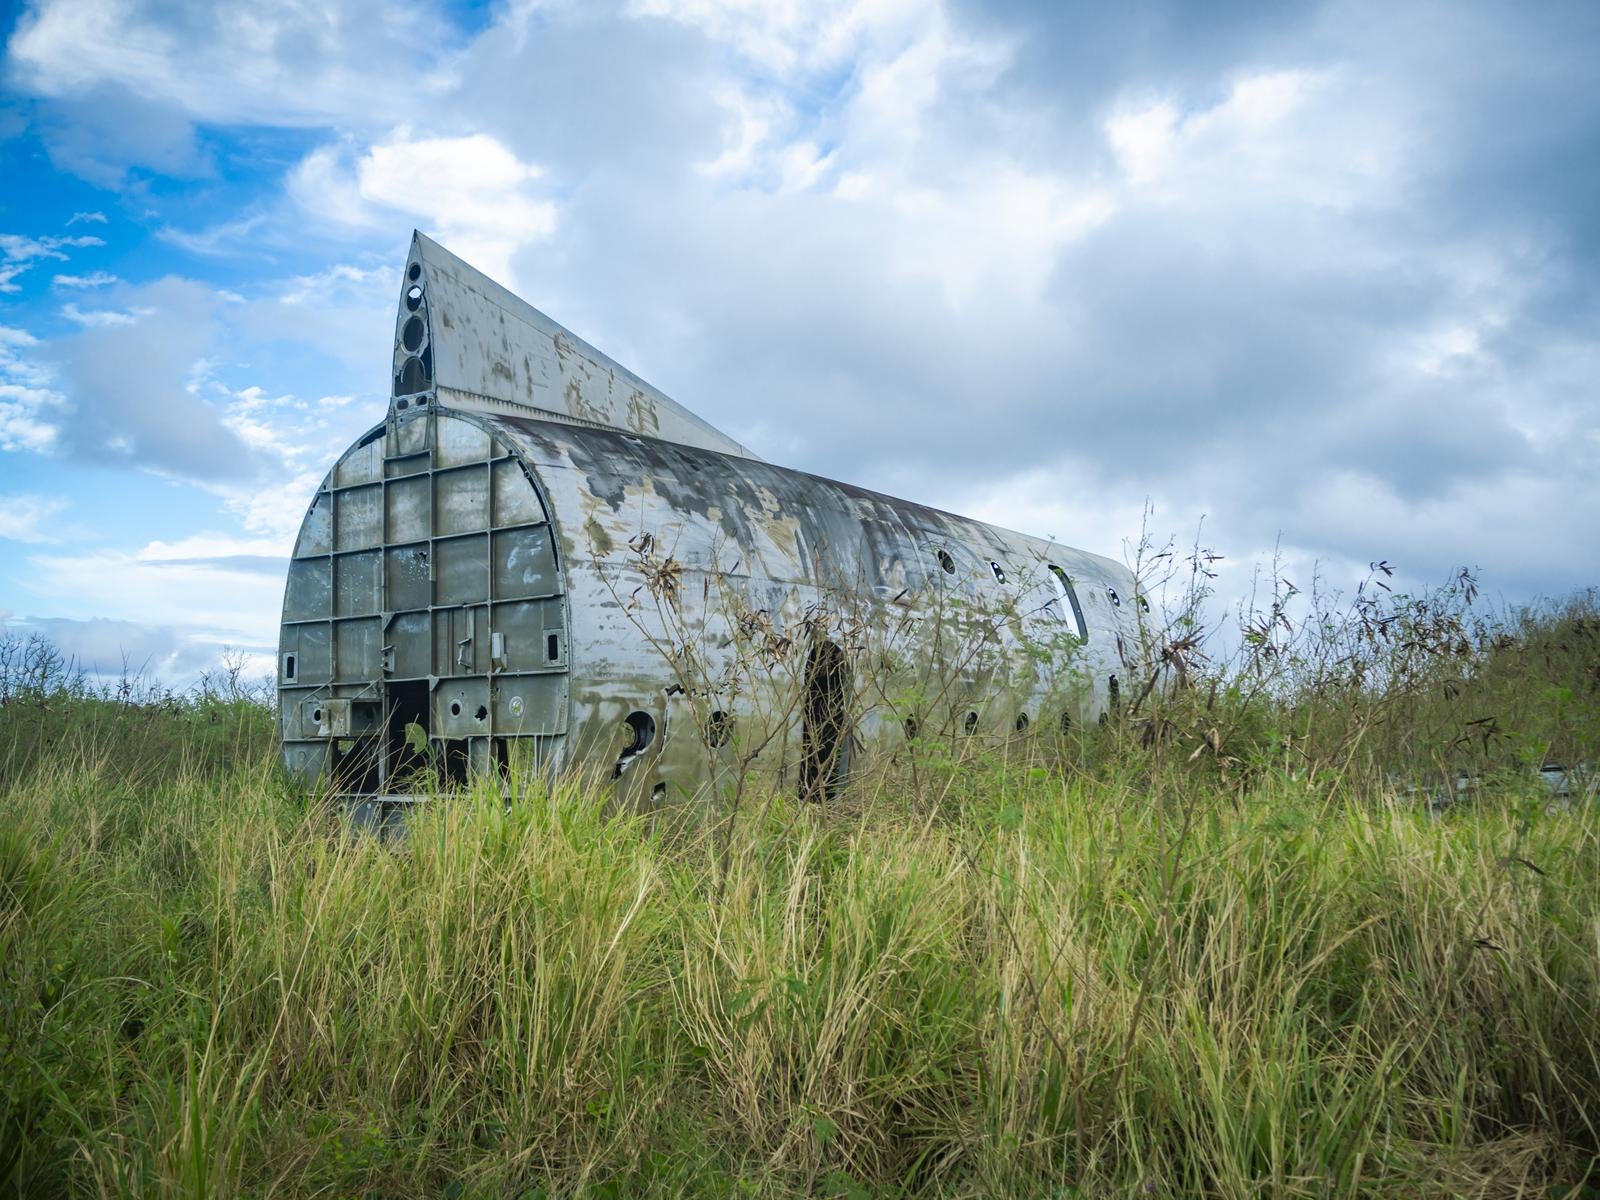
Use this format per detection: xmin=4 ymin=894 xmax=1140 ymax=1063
xmin=546 ymin=633 xmax=560 ymax=663
xmin=282 ymin=653 xmax=297 ymax=682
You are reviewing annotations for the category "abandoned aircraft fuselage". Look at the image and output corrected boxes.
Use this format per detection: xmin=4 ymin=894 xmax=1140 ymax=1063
xmin=277 ymin=233 xmax=1140 ymax=804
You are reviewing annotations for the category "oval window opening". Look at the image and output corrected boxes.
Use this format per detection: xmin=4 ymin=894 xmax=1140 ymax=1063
xmin=963 ymin=711 xmax=979 ymax=735
xmin=1014 ymin=712 xmax=1030 ymax=733
xmin=936 ymin=548 xmax=956 ymax=575
xmin=989 ymin=560 xmax=1007 ymax=584
xmin=1108 ymin=586 xmax=1122 ymax=607
xmin=396 ymin=355 xmax=429 ymax=395
xmin=401 ymin=315 xmax=425 ymax=352
xmin=405 ymin=285 xmax=424 ymax=312
xmin=623 ymin=710 xmax=656 ymax=752
xmin=1048 ymin=565 xmax=1089 ymax=643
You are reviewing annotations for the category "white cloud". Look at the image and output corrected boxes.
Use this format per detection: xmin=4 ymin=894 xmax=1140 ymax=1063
xmin=39 ymin=277 xmax=255 ymax=478
xmin=1107 ymin=102 xmax=1179 ymax=185
xmin=7 ymin=0 xmax=460 ymax=128
xmin=241 ymin=261 xmax=393 ymax=371
xmin=0 ymin=386 xmax=63 ymax=452
xmin=23 ymin=538 xmax=286 ymax=646
xmin=1102 ymin=67 xmax=1400 ymax=218
xmin=0 ymin=324 xmax=64 ymax=452
xmin=0 ymin=232 xmax=106 ymax=292
xmin=60 ymin=301 xmax=147 ymax=326
xmin=630 ymin=0 xmax=930 ymax=75
xmin=52 ymin=271 xmax=119 ymax=288
xmin=155 ymin=213 xmax=268 ymax=256
xmin=66 ymin=210 xmax=107 ymax=225
xmin=277 ymin=263 xmax=388 ymax=307
xmin=0 ymin=494 xmax=67 ymax=543
xmin=138 ymin=532 xmax=291 ymax=561
xmin=289 ymin=129 xmax=556 ymax=283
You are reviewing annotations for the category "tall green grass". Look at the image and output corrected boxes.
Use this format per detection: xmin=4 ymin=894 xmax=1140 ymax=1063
xmin=1 ymin=585 xmax=1598 ymax=1198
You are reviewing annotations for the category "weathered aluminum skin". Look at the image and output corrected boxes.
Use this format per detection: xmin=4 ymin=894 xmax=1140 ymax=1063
xmin=278 ymin=233 xmax=1140 ymax=803
xmin=398 ymin=233 xmax=757 ymax=459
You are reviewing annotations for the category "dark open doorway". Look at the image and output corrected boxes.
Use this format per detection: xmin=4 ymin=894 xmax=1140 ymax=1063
xmin=800 ymin=637 xmax=852 ymax=803
xmin=385 ymin=680 xmax=432 ymax=791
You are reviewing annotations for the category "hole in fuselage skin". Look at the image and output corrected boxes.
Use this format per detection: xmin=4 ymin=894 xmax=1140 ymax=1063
xmin=622 ymin=711 xmax=655 ymax=753
xmin=396 ymin=355 xmax=429 ymax=394
xmin=450 ymin=701 xmax=462 ymax=718
xmin=1060 ymin=711 xmax=1073 ymax=734
xmin=964 ymin=711 xmax=979 ymax=735
xmin=990 ymin=561 xmax=1007 ymax=584
xmin=1015 ymin=713 xmax=1029 ymax=732
xmin=904 ymin=715 xmax=919 ymax=740
xmin=402 ymin=315 xmax=425 ymax=352
xmin=708 ymin=710 xmax=732 ymax=748
xmin=615 ymin=711 xmax=656 ymax=779
xmin=474 ymin=705 xmax=488 ymax=721
xmin=936 ymin=549 xmax=956 ymax=575
xmin=800 ymin=638 xmax=851 ymax=803
xmin=408 ymin=263 xmax=422 ymax=282
xmin=405 ymin=285 xmax=424 ymax=311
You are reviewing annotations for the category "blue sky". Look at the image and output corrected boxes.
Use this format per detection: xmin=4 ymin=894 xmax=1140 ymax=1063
xmin=1 ymin=0 xmax=1597 ymax=682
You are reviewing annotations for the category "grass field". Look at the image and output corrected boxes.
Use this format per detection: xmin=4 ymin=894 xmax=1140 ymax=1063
xmin=2 ymin=582 xmax=1598 ymax=1198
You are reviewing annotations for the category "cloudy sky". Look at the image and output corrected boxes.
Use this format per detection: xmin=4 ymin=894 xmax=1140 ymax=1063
xmin=0 ymin=0 xmax=1596 ymax=681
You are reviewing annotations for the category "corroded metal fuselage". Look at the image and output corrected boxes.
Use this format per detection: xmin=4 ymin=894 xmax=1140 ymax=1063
xmin=277 ymin=233 xmax=1140 ymax=805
